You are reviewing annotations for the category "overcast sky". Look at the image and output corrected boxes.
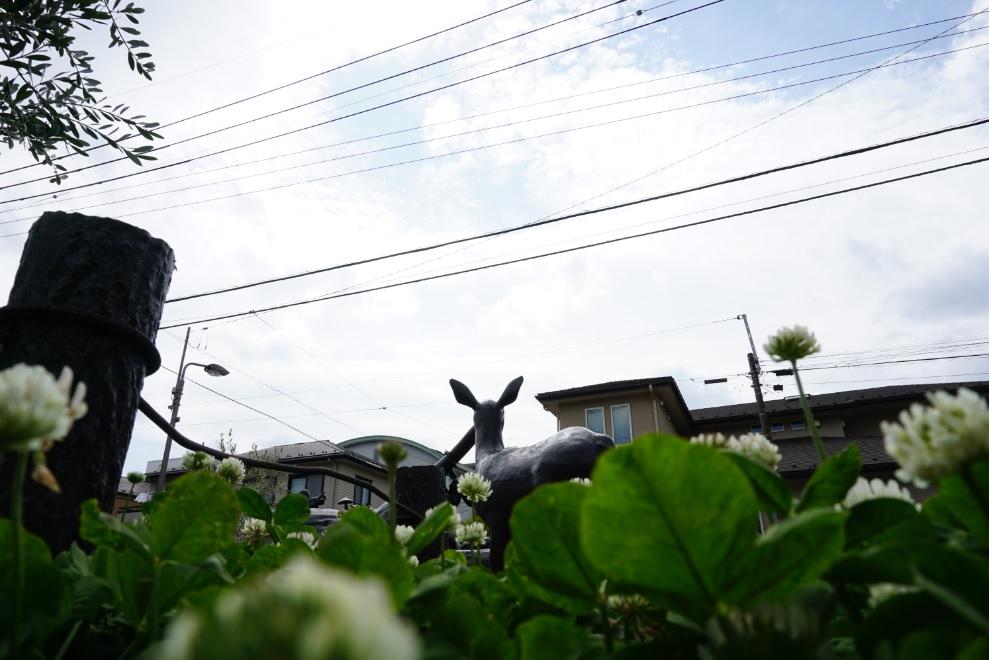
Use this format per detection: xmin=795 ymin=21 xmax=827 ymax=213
xmin=2 ymin=0 xmax=988 ymax=474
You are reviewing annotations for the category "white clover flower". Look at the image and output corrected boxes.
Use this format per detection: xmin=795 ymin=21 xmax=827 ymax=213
xmin=882 ymin=388 xmax=989 ymax=485
xmin=569 ymin=477 xmax=592 ymax=486
xmin=689 ymin=433 xmax=730 ymax=449
xmin=455 ymin=521 xmax=486 ymax=546
xmin=286 ymin=531 xmax=318 ymax=549
xmin=457 ymin=472 xmax=492 ymax=504
xmin=408 ymin=555 xmax=419 ymax=568
xmin=607 ymin=593 xmax=650 ymax=612
xmin=182 ymin=451 xmax=215 ymax=472
xmin=0 ymin=364 xmax=87 ymax=452
xmin=726 ymin=433 xmax=782 ymax=472
xmin=425 ymin=505 xmax=460 ymax=531
xmin=241 ymin=518 xmax=267 ymax=546
xmin=216 ymin=457 xmax=246 ymax=487
xmin=155 ymin=556 xmax=419 ymax=660
xmin=764 ymin=326 xmax=821 ymax=363
xmin=867 ymin=582 xmax=916 ymax=608
xmin=841 ymin=477 xmax=916 ymax=510
xmin=126 ymin=471 xmax=145 ymax=485
xmin=394 ymin=525 xmax=414 ymax=546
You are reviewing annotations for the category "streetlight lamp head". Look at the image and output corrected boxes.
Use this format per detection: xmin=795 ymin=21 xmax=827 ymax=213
xmin=204 ymin=363 xmax=229 ymax=377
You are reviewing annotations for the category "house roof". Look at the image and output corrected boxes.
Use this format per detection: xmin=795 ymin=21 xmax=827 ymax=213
xmin=692 ymin=380 xmax=989 ymax=423
xmin=778 ymin=436 xmax=893 ymax=476
xmin=535 ymin=376 xmax=678 ymax=402
xmin=144 ymin=438 xmax=384 ymax=477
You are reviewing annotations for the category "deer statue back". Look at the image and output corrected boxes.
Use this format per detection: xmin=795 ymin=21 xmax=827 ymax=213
xmin=450 ymin=376 xmax=614 ymax=570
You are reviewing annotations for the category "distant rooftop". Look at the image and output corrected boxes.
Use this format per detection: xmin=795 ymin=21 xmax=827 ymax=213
xmin=692 ymin=380 xmax=989 ymax=422
xmin=535 ymin=376 xmax=678 ymax=402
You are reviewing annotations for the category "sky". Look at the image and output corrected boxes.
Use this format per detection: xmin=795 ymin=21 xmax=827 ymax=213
xmin=1 ymin=0 xmax=988 ymax=474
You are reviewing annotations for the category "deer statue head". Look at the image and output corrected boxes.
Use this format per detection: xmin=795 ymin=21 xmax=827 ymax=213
xmin=449 ymin=376 xmax=523 ymax=457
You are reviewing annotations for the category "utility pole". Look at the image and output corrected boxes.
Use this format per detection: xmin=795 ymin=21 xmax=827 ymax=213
xmin=156 ymin=327 xmax=191 ymax=492
xmin=738 ymin=314 xmax=773 ymax=442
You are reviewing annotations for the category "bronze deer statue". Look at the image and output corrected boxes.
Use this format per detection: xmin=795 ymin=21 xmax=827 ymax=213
xmin=449 ymin=375 xmax=614 ymax=570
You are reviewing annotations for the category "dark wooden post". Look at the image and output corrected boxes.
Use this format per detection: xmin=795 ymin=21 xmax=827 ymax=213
xmin=0 ymin=212 xmax=174 ymax=552
xmin=396 ymin=465 xmax=447 ymax=559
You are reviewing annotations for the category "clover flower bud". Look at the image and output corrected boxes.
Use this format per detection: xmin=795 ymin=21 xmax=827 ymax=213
xmin=424 ymin=505 xmax=459 ymax=531
xmin=378 ymin=441 xmax=407 ymax=468
xmin=689 ymin=433 xmax=730 ymax=449
xmin=216 ymin=457 xmax=246 ymax=487
xmin=0 ymin=364 xmax=87 ymax=452
xmin=456 ymin=472 xmax=492 ymax=505
xmin=841 ymin=477 xmax=916 ymax=509
xmin=155 ymin=557 xmax=419 ymax=660
xmin=726 ymin=433 xmax=781 ymax=472
xmin=408 ymin=555 xmax=420 ymax=568
xmin=394 ymin=524 xmax=414 ymax=546
xmin=569 ymin=477 xmax=592 ymax=486
xmin=32 ymin=459 xmax=61 ymax=493
xmin=455 ymin=521 xmax=486 ymax=546
xmin=882 ymin=387 xmax=989 ymax=485
xmin=182 ymin=451 xmax=215 ymax=472
xmin=764 ymin=326 xmax=821 ymax=363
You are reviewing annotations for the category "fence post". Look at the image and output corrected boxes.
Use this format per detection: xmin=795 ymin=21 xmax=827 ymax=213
xmin=0 ymin=212 xmax=174 ymax=552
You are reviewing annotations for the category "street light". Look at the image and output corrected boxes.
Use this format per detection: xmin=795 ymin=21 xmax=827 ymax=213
xmin=155 ymin=327 xmax=229 ymax=492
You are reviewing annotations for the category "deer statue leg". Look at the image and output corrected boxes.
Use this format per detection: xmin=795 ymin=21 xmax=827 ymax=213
xmin=486 ymin=514 xmax=510 ymax=572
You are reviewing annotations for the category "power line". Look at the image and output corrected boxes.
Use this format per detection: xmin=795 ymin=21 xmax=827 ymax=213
xmin=0 ymin=0 xmax=537 ymax=177
xmin=159 ymin=152 xmax=989 ymax=329
xmin=154 ymin=116 xmax=989 ymax=304
xmin=160 ymin=365 xmax=322 ymax=442
xmin=174 ymin=316 xmax=736 ymax=408
xmin=6 ymin=28 xmax=983 ymax=224
xmin=0 ymin=0 xmax=715 ymax=195
xmin=796 ymin=353 xmax=989 ymax=372
xmin=541 ymin=7 xmax=988 ymax=220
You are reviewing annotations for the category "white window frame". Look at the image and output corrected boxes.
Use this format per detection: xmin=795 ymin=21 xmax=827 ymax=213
xmin=610 ymin=403 xmax=632 ymax=445
xmin=585 ymin=407 xmax=605 ymax=434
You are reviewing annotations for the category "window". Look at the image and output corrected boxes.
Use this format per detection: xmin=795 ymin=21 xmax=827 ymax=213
xmin=791 ymin=420 xmax=806 ymax=431
xmin=611 ymin=404 xmax=632 ymax=445
xmin=770 ymin=423 xmax=785 ymax=433
xmin=353 ymin=477 xmax=372 ymax=506
xmin=750 ymin=425 xmax=763 ymax=433
xmin=585 ymin=407 xmax=605 ymax=434
xmin=289 ymin=474 xmax=324 ymax=496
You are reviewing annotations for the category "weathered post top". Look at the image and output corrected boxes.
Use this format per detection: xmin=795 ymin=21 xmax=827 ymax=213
xmin=0 ymin=211 xmax=175 ymax=551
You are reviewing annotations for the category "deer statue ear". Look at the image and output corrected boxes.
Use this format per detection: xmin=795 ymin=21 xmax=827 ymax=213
xmin=497 ymin=376 xmax=524 ymax=408
xmin=450 ymin=379 xmax=480 ymax=410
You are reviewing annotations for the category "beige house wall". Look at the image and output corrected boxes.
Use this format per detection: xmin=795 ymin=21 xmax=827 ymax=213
xmin=553 ymin=390 xmax=673 ymax=440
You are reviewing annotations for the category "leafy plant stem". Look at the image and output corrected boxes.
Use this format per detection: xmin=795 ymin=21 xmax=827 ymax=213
xmin=792 ymin=361 xmax=826 ymax=461
xmin=600 ymin=601 xmax=614 ymax=653
xmin=387 ymin=464 xmax=397 ymax=531
xmin=960 ymin=464 xmax=989 ymax=527
xmin=834 ymin=582 xmax=863 ymax=623
xmin=53 ymin=619 xmax=82 ymax=660
xmin=11 ymin=450 xmax=28 ymax=660
xmin=148 ymin=560 xmax=162 ymax=640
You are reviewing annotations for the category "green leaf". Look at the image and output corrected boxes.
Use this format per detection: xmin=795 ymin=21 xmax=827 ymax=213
xmin=726 ymin=452 xmax=793 ymax=515
xmin=516 ymin=615 xmax=605 ymax=660
xmin=722 ymin=509 xmax=846 ymax=603
xmin=338 ymin=505 xmax=390 ymax=542
xmin=79 ymin=499 xmax=151 ymax=560
xmin=422 ymin=589 xmax=515 ymax=660
xmin=509 ymin=483 xmax=602 ymax=613
xmin=0 ymin=518 xmax=50 ymax=563
xmin=581 ymin=435 xmax=758 ymax=612
xmin=316 ymin=521 xmax=413 ymax=606
xmin=149 ymin=471 xmax=239 ymax=563
xmin=237 ymin=487 xmax=271 ymax=522
xmin=407 ymin=501 xmax=454 ymax=556
xmin=273 ymin=492 xmax=310 ymax=528
xmin=828 ymin=498 xmax=937 ymax=584
xmin=915 ymin=548 xmax=989 ymax=635
xmin=796 ymin=444 xmax=861 ymax=511
xmin=923 ymin=460 xmax=989 ymax=545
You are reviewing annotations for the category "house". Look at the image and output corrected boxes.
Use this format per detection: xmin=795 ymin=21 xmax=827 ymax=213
xmin=536 ymin=376 xmax=989 ymax=491
xmin=142 ymin=434 xmax=465 ymax=508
